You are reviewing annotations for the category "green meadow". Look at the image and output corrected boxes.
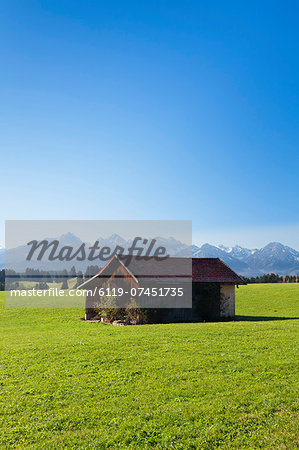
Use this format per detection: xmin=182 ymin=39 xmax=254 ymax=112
xmin=0 ymin=284 xmax=298 ymax=448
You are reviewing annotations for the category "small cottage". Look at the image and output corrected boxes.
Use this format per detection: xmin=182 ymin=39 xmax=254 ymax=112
xmin=80 ymin=256 xmax=246 ymax=323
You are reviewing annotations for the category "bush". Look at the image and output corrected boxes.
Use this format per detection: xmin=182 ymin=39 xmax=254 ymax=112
xmin=96 ymin=297 xmax=148 ymax=325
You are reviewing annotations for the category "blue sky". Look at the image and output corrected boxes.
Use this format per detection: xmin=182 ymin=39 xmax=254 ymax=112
xmin=1 ymin=1 xmax=298 ymax=248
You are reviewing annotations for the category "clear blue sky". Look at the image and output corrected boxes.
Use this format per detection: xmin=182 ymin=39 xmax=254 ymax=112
xmin=1 ymin=1 xmax=299 ymax=248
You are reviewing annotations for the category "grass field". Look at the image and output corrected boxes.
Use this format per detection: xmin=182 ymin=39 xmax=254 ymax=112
xmin=0 ymin=284 xmax=298 ymax=448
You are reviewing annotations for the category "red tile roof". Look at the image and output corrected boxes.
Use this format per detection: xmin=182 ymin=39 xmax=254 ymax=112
xmin=79 ymin=256 xmax=246 ymax=289
xmin=119 ymin=256 xmax=245 ymax=284
xmin=192 ymin=258 xmax=246 ymax=284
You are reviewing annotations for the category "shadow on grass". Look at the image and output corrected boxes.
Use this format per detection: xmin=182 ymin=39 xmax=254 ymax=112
xmin=235 ymin=315 xmax=298 ymax=322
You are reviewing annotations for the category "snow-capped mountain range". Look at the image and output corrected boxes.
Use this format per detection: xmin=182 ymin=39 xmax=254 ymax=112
xmin=1 ymin=234 xmax=299 ymax=276
xmin=192 ymin=242 xmax=299 ymax=276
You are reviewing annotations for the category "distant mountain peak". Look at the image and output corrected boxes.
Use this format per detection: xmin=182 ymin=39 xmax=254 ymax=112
xmin=109 ymin=233 xmax=122 ymax=239
xmin=192 ymin=241 xmax=299 ymax=276
xmin=58 ymin=232 xmax=84 ymax=245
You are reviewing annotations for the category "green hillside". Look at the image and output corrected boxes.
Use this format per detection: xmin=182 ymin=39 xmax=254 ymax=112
xmin=0 ymin=284 xmax=298 ymax=448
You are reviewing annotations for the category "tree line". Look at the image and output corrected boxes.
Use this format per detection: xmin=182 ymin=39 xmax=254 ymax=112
xmin=1 ymin=268 xmax=299 ymax=290
xmin=0 ymin=265 xmax=101 ymax=291
xmin=243 ymin=273 xmax=299 ymax=283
